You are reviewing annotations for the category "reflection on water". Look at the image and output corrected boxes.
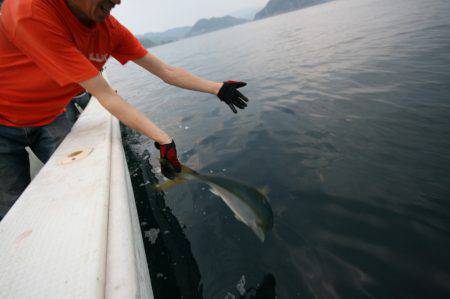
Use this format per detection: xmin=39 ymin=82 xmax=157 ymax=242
xmin=111 ymin=0 xmax=450 ymax=297
xmin=226 ymin=274 xmax=276 ymax=299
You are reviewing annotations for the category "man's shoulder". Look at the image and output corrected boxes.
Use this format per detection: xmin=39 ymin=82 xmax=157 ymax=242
xmin=1 ymin=0 xmax=32 ymax=24
xmin=1 ymin=0 xmax=59 ymax=28
xmin=101 ymin=15 xmax=128 ymax=38
xmin=104 ymin=15 xmax=122 ymax=30
xmin=2 ymin=0 xmax=55 ymax=20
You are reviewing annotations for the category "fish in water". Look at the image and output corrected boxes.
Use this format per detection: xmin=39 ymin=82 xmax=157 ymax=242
xmin=156 ymin=164 xmax=274 ymax=242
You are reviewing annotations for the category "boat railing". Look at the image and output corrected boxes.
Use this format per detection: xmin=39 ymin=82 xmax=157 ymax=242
xmin=0 ymin=77 xmax=153 ymax=298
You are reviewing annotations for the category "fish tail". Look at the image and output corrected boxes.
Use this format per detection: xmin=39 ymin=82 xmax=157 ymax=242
xmin=180 ymin=164 xmax=201 ymax=176
xmin=155 ymin=177 xmax=188 ymax=190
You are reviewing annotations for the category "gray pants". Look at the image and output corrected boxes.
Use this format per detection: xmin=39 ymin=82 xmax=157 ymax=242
xmin=0 ymin=113 xmax=74 ymax=220
xmin=65 ymin=92 xmax=91 ymax=124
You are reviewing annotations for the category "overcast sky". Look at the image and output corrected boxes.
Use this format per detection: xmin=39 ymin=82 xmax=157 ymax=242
xmin=112 ymin=0 xmax=268 ymax=34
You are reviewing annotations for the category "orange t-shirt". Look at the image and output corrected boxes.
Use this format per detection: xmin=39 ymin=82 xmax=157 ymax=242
xmin=0 ymin=0 xmax=148 ymax=127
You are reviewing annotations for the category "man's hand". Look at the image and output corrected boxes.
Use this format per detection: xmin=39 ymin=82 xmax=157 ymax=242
xmin=217 ymin=81 xmax=249 ymax=113
xmin=155 ymin=140 xmax=181 ymax=180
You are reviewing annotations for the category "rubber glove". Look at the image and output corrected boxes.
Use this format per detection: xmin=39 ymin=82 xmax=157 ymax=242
xmin=217 ymin=81 xmax=249 ymax=113
xmin=154 ymin=140 xmax=181 ymax=179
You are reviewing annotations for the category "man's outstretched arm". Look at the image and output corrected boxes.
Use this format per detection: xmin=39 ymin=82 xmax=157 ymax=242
xmin=133 ymin=53 xmax=249 ymax=113
xmin=133 ymin=53 xmax=223 ymax=94
xmin=79 ymin=73 xmax=172 ymax=145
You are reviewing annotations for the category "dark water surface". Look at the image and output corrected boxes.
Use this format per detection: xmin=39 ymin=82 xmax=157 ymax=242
xmin=108 ymin=0 xmax=450 ymax=297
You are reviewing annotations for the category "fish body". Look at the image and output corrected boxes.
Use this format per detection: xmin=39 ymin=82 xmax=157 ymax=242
xmin=157 ymin=164 xmax=274 ymax=241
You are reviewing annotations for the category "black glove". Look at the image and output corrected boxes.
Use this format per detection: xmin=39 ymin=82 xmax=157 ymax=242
xmin=154 ymin=140 xmax=181 ymax=179
xmin=217 ymin=81 xmax=249 ymax=113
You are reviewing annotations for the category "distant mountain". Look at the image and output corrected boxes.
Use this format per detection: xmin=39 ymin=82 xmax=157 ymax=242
xmin=137 ymin=14 xmax=248 ymax=48
xmin=186 ymin=15 xmax=248 ymax=37
xmin=142 ymin=26 xmax=191 ymax=44
xmin=229 ymin=6 xmax=263 ymax=20
xmin=137 ymin=37 xmax=157 ymax=49
xmin=255 ymin=0 xmax=329 ymax=20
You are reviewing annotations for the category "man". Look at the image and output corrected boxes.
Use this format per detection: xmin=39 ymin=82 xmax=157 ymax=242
xmin=0 ymin=0 xmax=249 ymax=219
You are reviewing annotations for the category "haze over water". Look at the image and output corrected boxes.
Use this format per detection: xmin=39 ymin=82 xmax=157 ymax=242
xmin=108 ymin=0 xmax=450 ymax=297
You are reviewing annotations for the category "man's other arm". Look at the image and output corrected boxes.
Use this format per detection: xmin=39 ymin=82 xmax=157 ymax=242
xmin=133 ymin=53 xmax=223 ymax=95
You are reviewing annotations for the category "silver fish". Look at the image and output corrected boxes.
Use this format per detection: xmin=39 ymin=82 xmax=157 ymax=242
xmin=156 ymin=164 xmax=274 ymax=242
